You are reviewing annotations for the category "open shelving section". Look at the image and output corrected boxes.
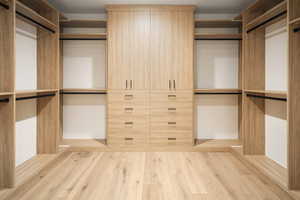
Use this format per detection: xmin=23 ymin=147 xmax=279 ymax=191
xmin=239 ymin=0 xmax=300 ymax=191
xmin=0 ymin=0 xmax=60 ymax=189
xmin=61 ymin=88 xmax=107 ymax=94
xmin=194 ymin=15 xmax=243 ymax=146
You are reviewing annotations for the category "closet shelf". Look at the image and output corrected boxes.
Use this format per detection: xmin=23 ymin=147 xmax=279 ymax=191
xmin=0 ymin=92 xmax=13 ymax=96
xmin=194 ymin=33 xmax=242 ymax=40
xmin=60 ymin=33 xmax=107 ymax=40
xmin=289 ymin=17 xmax=300 ymax=25
xmin=194 ymin=89 xmax=242 ymax=94
xmin=246 ymin=1 xmax=287 ymax=33
xmin=0 ymin=0 xmax=9 ymax=9
xmin=60 ymin=19 xmax=107 ymax=28
xmin=16 ymin=0 xmax=57 ymax=33
xmin=244 ymin=90 xmax=287 ymax=99
xmin=61 ymin=88 xmax=107 ymax=94
xmin=16 ymin=89 xmax=58 ymax=98
xmin=195 ymin=19 xmax=242 ymax=28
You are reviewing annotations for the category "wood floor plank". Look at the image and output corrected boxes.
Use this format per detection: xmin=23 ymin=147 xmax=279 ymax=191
xmin=0 ymin=152 xmax=297 ymax=200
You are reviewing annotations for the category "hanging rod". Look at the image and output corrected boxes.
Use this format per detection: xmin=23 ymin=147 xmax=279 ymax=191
xmin=16 ymin=11 xmax=56 ymax=34
xmin=61 ymin=92 xmax=107 ymax=95
xmin=60 ymin=38 xmax=106 ymax=41
xmin=294 ymin=27 xmax=300 ymax=33
xmin=195 ymin=92 xmax=242 ymax=95
xmin=195 ymin=38 xmax=242 ymax=41
xmin=246 ymin=94 xmax=287 ymax=101
xmin=16 ymin=93 xmax=56 ymax=101
xmin=247 ymin=11 xmax=287 ymax=33
xmin=0 ymin=1 xmax=9 ymax=9
xmin=0 ymin=98 xmax=9 ymax=103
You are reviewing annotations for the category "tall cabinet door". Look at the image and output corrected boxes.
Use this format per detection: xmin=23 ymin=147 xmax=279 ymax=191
xmin=150 ymin=9 xmax=173 ymax=90
xmin=172 ymin=11 xmax=194 ymax=90
xmin=107 ymin=9 xmax=150 ymax=90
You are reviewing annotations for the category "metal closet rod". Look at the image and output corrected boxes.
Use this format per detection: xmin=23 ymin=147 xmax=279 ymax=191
xmin=246 ymin=94 xmax=287 ymax=102
xmin=195 ymin=38 xmax=242 ymax=41
xmin=0 ymin=1 xmax=9 ymax=9
xmin=0 ymin=98 xmax=9 ymax=103
xmin=247 ymin=11 xmax=287 ymax=33
xmin=16 ymin=93 xmax=56 ymax=101
xmin=61 ymin=92 xmax=107 ymax=95
xmin=195 ymin=92 xmax=242 ymax=95
xmin=60 ymin=38 xmax=106 ymax=41
xmin=16 ymin=11 xmax=56 ymax=34
xmin=294 ymin=27 xmax=300 ymax=33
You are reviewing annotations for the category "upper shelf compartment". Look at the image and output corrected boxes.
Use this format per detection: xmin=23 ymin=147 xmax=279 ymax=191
xmin=246 ymin=1 xmax=287 ymax=33
xmin=195 ymin=19 xmax=242 ymax=28
xmin=16 ymin=0 xmax=58 ymax=33
xmin=60 ymin=19 xmax=107 ymax=28
xmin=194 ymin=33 xmax=242 ymax=40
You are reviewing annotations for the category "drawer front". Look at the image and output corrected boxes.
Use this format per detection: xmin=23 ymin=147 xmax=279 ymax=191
xmin=150 ymin=137 xmax=193 ymax=146
xmin=108 ymin=136 xmax=146 ymax=146
xmin=150 ymin=91 xmax=193 ymax=103
xmin=150 ymin=102 xmax=193 ymax=120
xmin=108 ymin=117 xmax=148 ymax=134
xmin=108 ymin=91 xmax=148 ymax=103
xmin=108 ymin=103 xmax=148 ymax=117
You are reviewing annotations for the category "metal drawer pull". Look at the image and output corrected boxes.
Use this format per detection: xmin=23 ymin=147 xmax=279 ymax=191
xmin=168 ymin=138 xmax=176 ymax=141
xmin=130 ymin=80 xmax=133 ymax=89
xmin=173 ymin=80 xmax=176 ymax=89
xmin=126 ymin=80 xmax=128 ymax=89
xmin=124 ymin=94 xmax=133 ymax=100
xmin=125 ymin=107 xmax=134 ymax=111
xmin=168 ymin=108 xmax=176 ymax=111
xmin=168 ymin=95 xmax=176 ymax=98
xmin=168 ymin=122 xmax=176 ymax=125
xmin=169 ymin=80 xmax=171 ymax=90
xmin=124 ymin=122 xmax=134 ymax=125
xmin=125 ymin=138 xmax=133 ymax=141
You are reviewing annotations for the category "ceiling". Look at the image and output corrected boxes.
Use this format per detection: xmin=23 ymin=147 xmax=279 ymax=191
xmin=48 ymin=0 xmax=255 ymax=14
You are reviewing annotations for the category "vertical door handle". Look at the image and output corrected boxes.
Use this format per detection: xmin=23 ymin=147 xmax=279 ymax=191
xmin=130 ymin=80 xmax=133 ymax=89
xmin=173 ymin=80 xmax=176 ymax=90
xmin=126 ymin=80 xmax=128 ymax=89
xmin=169 ymin=80 xmax=171 ymax=90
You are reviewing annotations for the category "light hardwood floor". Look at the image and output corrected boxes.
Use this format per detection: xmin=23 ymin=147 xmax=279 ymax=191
xmin=0 ymin=151 xmax=296 ymax=200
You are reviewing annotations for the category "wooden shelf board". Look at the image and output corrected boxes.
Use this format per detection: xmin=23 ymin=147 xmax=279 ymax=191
xmin=0 ymin=0 xmax=8 ymax=8
xmin=244 ymin=89 xmax=287 ymax=99
xmin=194 ymin=33 xmax=242 ymax=40
xmin=0 ymin=92 xmax=13 ymax=97
xmin=16 ymin=1 xmax=57 ymax=33
xmin=290 ymin=17 xmax=300 ymax=25
xmin=195 ymin=19 xmax=242 ymax=28
xmin=195 ymin=139 xmax=242 ymax=148
xmin=60 ymin=33 xmax=107 ymax=40
xmin=61 ymin=88 xmax=107 ymax=93
xmin=60 ymin=19 xmax=107 ymax=28
xmin=246 ymin=1 xmax=287 ymax=32
xmin=16 ymin=89 xmax=58 ymax=98
xmin=194 ymin=88 xmax=242 ymax=94
xmin=231 ymin=146 xmax=288 ymax=189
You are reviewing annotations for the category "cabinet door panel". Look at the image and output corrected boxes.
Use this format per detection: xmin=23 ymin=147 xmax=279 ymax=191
xmin=172 ymin=11 xmax=194 ymax=90
xmin=108 ymin=11 xmax=131 ymax=90
xmin=150 ymin=10 xmax=173 ymax=90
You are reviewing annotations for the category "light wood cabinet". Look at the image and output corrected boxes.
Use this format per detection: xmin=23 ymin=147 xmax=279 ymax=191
xmin=107 ymin=6 xmax=195 ymax=147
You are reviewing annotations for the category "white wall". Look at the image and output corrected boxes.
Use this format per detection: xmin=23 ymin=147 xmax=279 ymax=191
xmin=196 ymin=95 xmax=239 ymax=139
xmin=16 ymin=19 xmax=37 ymax=90
xmin=63 ymin=95 xmax=106 ymax=139
xmin=15 ymin=19 xmax=38 ymax=166
xmin=265 ymin=19 xmax=288 ymax=168
xmin=16 ymin=100 xmax=37 ymax=166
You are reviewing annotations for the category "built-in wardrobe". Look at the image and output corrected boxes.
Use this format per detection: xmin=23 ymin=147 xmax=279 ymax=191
xmin=107 ymin=6 xmax=195 ymax=147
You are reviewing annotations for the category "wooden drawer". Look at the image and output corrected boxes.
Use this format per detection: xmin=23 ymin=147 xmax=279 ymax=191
xmin=108 ymin=117 xmax=148 ymax=135
xmin=108 ymin=103 xmax=148 ymax=117
xmin=150 ymin=91 xmax=193 ymax=102
xmin=150 ymin=102 xmax=192 ymax=120
xmin=108 ymin=136 xmax=146 ymax=146
xmin=150 ymin=137 xmax=193 ymax=146
xmin=150 ymin=119 xmax=193 ymax=132
xmin=108 ymin=91 xmax=148 ymax=103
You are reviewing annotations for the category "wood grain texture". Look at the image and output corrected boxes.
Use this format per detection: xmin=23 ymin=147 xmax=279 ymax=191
xmin=0 ymin=151 xmax=297 ymax=200
xmin=0 ymin=95 xmax=15 ymax=189
xmin=60 ymin=33 xmax=106 ymax=40
xmin=0 ymin=0 xmax=15 ymax=93
xmin=194 ymin=88 xmax=242 ymax=94
xmin=244 ymin=89 xmax=287 ymax=99
xmin=194 ymin=33 xmax=242 ymax=40
xmin=194 ymin=19 xmax=242 ymax=28
xmin=289 ymin=0 xmax=300 ymax=21
xmin=60 ymin=19 xmax=107 ymax=28
xmin=288 ymin=21 xmax=300 ymax=189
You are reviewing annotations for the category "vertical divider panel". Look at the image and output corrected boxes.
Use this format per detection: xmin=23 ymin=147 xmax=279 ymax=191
xmin=0 ymin=0 xmax=16 ymax=188
xmin=36 ymin=9 xmax=59 ymax=154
